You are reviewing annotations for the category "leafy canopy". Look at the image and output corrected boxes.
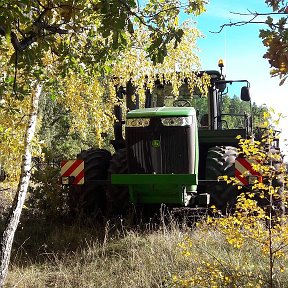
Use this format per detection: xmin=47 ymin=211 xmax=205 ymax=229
xmin=260 ymin=1 xmax=288 ymax=84
xmin=0 ymin=0 xmax=206 ymax=71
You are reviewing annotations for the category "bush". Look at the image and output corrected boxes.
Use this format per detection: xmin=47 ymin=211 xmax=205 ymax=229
xmin=27 ymin=162 xmax=69 ymax=220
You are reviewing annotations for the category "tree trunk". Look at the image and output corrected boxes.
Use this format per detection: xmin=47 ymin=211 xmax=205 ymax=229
xmin=0 ymin=84 xmax=42 ymax=287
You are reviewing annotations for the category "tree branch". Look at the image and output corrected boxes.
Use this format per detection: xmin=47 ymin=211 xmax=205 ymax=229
xmin=211 ymin=11 xmax=287 ymax=33
xmin=0 ymin=2 xmax=69 ymax=53
xmin=116 ymin=0 xmax=160 ymax=33
xmin=231 ymin=10 xmax=288 ymax=16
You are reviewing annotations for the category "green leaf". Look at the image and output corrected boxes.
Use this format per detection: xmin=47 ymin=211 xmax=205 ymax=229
xmin=119 ymin=31 xmax=127 ymax=47
xmin=259 ymin=29 xmax=270 ymax=39
xmin=103 ymin=65 xmax=112 ymax=74
xmin=6 ymin=76 xmax=14 ymax=84
xmin=51 ymin=93 xmax=57 ymax=101
xmin=265 ymin=16 xmax=273 ymax=25
xmin=79 ymin=65 xmax=84 ymax=75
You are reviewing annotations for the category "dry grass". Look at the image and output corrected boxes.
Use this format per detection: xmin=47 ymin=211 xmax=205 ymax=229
xmin=3 ymin=215 xmax=288 ymax=288
xmin=5 ymin=219 xmax=189 ymax=288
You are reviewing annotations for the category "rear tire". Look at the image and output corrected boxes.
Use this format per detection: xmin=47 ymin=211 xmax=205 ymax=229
xmin=205 ymin=146 xmax=238 ymax=213
xmin=68 ymin=149 xmax=111 ymax=218
xmin=105 ymin=149 xmax=130 ymax=218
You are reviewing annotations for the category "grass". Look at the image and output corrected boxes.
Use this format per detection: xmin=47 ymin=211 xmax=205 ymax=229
xmin=2 ymin=216 xmax=288 ymax=288
xmin=5 ymin=217 xmax=189 ymax=287
xmin=2 ymin=210 xmax=288 ymax=287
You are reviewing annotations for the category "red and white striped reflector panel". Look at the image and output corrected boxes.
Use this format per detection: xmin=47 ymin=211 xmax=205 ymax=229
xmin=61 ymin=160 xmax=84 ymax=185
xmin=235 ymin=158 xmax=262 ymax=186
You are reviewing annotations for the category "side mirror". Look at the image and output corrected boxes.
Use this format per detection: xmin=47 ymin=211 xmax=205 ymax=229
xmin=241 ymin=86 xmax=251 ymax=101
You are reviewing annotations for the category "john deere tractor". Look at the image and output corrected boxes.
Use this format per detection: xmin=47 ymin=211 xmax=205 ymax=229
xmin=61 ymin=62 xmax=281 ymax=217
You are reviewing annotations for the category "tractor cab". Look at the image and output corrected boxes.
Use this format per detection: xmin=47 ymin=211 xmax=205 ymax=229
xmin=144 ymin=63 xmax=253 ymax=186
xmin=149 ymin=70 xmax=252 ymax=136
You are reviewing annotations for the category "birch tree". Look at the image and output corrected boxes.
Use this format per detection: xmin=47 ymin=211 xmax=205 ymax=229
xmin=0 ymin=84 xmax=42 ymax=287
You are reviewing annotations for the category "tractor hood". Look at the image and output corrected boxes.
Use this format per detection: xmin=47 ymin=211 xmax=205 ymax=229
xmin=126 ymin=107 xmax=196 ymax=118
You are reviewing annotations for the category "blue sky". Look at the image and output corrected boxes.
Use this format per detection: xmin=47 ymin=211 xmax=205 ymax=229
xmin=194 ymin=0 xmax=288 ymax=154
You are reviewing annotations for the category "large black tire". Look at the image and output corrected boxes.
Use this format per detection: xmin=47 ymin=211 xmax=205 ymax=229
xmin=105 ymin=149 xmax=130 ymax=218
xmin=205 ymin=146 xmax=238 ymax=213
xmin=68 ymin=148 xmax=111 ymax=218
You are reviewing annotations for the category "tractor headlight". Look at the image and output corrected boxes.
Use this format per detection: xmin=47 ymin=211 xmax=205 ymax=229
xmin=126 ymin=118 xmax=150 ymax=127
xmin=161 ymin=116 xmax=192 ymax=126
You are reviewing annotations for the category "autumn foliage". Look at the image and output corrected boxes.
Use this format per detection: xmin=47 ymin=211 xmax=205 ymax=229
xmin=173 ymin=112 xmax=288 ymax=288
xmin=260 ymin=1 xmax=288 ymax=84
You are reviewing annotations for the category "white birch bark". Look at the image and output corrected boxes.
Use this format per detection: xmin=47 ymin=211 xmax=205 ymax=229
xmin=0 ymin=84 xmax=42 ymax=287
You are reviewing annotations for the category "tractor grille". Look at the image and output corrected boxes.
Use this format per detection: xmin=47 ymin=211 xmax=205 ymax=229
xmin=126 ymin=118 xmax=194 ymax=174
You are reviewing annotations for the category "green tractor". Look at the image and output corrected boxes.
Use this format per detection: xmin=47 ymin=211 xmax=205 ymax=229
xmin=61 ymin=63 xmax=280 ymax=217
